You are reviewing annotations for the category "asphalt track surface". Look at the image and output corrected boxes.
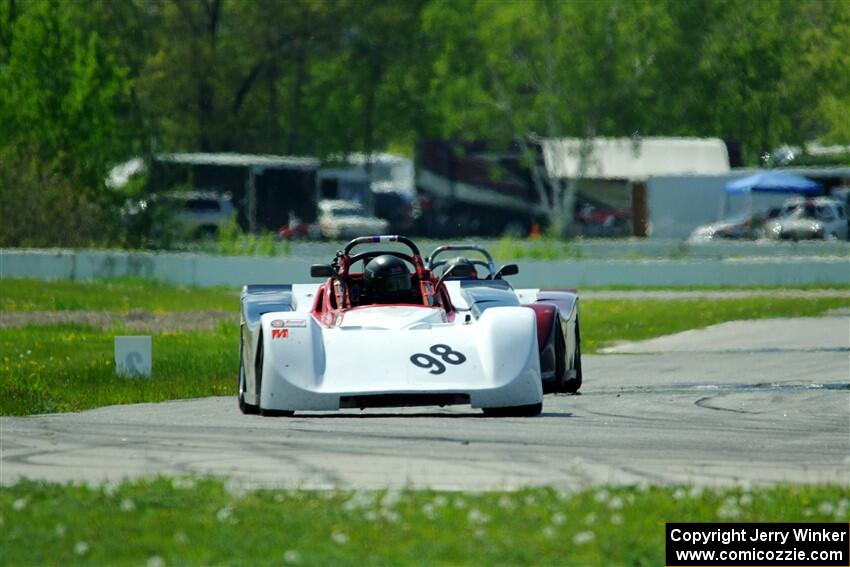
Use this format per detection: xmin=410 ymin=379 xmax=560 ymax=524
xmin=1 ymin=317 xmax=848 ymax=490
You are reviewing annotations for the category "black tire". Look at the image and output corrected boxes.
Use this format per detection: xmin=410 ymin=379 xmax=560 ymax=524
xmin=238 ymin=361 xmax=259 ymax=415
xmin=238 ymin=333 xmax=259 ymax=415
xmin=255 ymin=332 xmax=295 ymax=418
xmin=554 ymin=321 xmax=567 ymax=392
xmin=482 ymin=403 xmax=543 ymax=417
xmin=260 ymin=407 xmax=295 ymax=417
xmin=563 ymin=320 xmax=583 ymax=393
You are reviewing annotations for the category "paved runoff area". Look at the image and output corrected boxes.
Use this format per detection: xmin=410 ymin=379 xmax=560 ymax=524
xmin=1 ymin=316 xmax=848 ymax=490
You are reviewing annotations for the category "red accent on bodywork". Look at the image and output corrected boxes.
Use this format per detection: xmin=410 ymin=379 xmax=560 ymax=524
xmin=527 ymin=303 xmax=557 ymax=351
xmin=311 ymin=284 xmax=325 ymax=314
xmin=344 ymin=303 xmax=441 ymax=313
xmin=310 ymin=271 xmax=455 ymax=328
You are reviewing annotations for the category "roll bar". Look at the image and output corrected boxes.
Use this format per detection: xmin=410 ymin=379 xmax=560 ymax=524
xmin=343 ymin=235 xmax=420 ymax=257
xmin=334 ymin=235 xmax=433 ymax=308
xmin=425 ymin=244 xmax=496 ymax=276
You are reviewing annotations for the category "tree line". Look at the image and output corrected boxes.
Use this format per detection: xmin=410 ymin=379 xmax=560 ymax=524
xmin=1 ymin=0 xmax=848 ymax=246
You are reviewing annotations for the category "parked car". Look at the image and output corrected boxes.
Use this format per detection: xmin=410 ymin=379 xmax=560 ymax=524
xmin=688 ymin=207 xmax=782 ymax=242
xmin=317 ymin=199 xmax=389 ymax=240
xmin=764 ymin=197 xmax=849 ymax=241
xmin=165 ymin=191 xmax=234 ymax=237
xmin=572 ymin=201 xmax=631 ymax=237
xmin=121 ymin=190 xmax=234 ymax=246
xmin=277 ymin=216 xmax=321 ymax=240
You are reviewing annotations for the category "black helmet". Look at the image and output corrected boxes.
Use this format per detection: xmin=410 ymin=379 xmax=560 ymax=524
xmin=364 ymin=255 xmax=411 ymax=300
xmin=442 ymin=256 xmax=478 ymax=279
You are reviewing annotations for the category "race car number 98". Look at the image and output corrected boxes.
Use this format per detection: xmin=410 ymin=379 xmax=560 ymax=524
xmin=410 ymin=344 xmax=467 ymax=374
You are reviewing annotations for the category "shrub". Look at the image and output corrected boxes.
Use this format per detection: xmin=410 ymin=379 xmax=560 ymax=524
xmin=0 ymin=148 xmax=107 ymax=248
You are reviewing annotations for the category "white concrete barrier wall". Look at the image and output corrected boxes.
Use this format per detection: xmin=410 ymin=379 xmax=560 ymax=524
xmin=514 ymin=257 xmax=849 ymax=287
xmin=287 ymin=238 xmax=850 ymax=260
xmin=2 ymin=249 xmax=848 ymax=288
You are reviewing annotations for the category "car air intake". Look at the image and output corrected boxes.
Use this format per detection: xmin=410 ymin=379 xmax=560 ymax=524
xmin=339 ymin=393 xmax=470 ymax=409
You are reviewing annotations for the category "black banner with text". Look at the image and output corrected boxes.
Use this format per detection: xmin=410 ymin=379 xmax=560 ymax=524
xmin=666 ymin=523 xmax=849 ymax=566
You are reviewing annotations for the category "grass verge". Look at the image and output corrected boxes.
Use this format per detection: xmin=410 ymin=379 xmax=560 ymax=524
xmin=580 ymin=283 xmax=850 ymax=291
xmin=0 ymin=278 xmax=238 ymax=312
xmin=2 ymin=278 xmax=848 ymax=314
xmin=490 ymin=235 xmax=850 ymax=260
xmin=0 ymin=324 xmax=236 ymax=416
xmin=580 ymin=296 xmax=849 ymax=352
xmin=0 ymin=478 xmax=846 ymax=566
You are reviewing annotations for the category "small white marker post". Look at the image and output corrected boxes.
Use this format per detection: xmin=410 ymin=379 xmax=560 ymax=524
xmin=114 ymin=336 xmax=152 ymax=378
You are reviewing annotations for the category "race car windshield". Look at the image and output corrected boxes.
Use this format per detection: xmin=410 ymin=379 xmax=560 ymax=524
xmin=815 ymin=205 xmax=836 ymax=221
xmin=783 ymin=203 xmax=833 ymax=221
xmin=334 ymin=207 xmax=366 ymax=218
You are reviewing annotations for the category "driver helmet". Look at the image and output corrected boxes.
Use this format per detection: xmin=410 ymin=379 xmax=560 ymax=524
xmin=364 ymin=255 xmax=412 ymax=301
xmin=442 ymin=256 xmax=478 ymax=279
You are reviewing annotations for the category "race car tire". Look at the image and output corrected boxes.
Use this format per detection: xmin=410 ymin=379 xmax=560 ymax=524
xmin=554 ymin=321 xmax=567 ymax=392
xmin=482 ymin=403 xmax=542 ymax=417
xmin=260 ymin=407 xmax=295 ymax=417
xmin=238 ymin=361 xmax=259 ymax=415
xmin=238 ymin=334 xmax=259 ymax=415
xmin=255 ymin=333 xmax=295 ymax=417
xmin=563 ymin=320 xmax=583 ymax=393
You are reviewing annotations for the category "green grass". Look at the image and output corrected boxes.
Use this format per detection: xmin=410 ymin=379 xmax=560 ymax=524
xmin=0 ymin=324 xmax=236 ymax=416
xmin=580 ymin=296 xmax=850 ymax=352
xmin=2 ymin=278 xmax=847 ymax=314
xmin=0 ymin=478 xmax=846 ymax=566
xmin=0 ymin=278 xmax=239 ymax=312
xmin=494 ymin=235 xmax=582 ymax=261
xmin=580 ymin=283 xmax=850 ymax=291
xmin=215 ymin=215 xmax=284 ymax=257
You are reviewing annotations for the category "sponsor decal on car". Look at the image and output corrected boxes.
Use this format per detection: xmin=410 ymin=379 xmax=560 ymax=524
xmin=270 ymin=319 xmax=285 ymax=328
xmin=271 ymin=329 xmax=289 ymax=340
xmin=284 ymin=319 xmax=307 ymax=327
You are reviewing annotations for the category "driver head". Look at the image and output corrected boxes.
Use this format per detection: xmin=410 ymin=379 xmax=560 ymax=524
xmin=364 ymin=255 xmax=412 ymax=302
xmin=442 ymin=257 xmax=477 ymax=279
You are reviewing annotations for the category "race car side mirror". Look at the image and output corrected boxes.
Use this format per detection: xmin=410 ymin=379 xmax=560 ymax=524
xmin=494 ymin=264 xmax=519 ymax=279
xmin=310 ymin=264 xmax=335 ymax=278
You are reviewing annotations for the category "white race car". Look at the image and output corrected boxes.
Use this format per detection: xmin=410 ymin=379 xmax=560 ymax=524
xmin=238 ymin=236 xmax=581 ymax=417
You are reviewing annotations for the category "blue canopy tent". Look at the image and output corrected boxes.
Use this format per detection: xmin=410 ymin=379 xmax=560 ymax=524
xmin=724 ymin=171 xmax=822 ymax=195
xmin=721 ymin=171 xmax=822 ymax=218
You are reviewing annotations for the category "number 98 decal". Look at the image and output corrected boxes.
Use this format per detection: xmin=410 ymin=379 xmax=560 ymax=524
xmin=410 ymin=344 xmax=467 ymax=375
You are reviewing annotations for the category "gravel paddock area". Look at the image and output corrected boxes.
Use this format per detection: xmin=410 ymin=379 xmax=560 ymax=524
xmin=0 ymin=310 xmax=236 ymax=332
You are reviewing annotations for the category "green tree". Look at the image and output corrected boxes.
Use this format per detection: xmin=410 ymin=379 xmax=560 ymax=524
xmin=420 ymin=0 xmax=676 ymax=233
xmin=0 ymin=147 xmax=105 ymax=247
xmin=793 ymin=0 xmax=850 ymax=145
xmin=0 ymin=0 xmax=135 ymax=194
xmin=136 ymin=0 xmax=344 ymax=154
xmin=4 ymin=0 xmax=849 ymax=248
xmin=655 ymin=0 xmax=850 ymax=161
xmin=302 ymin=0 xmax=428 ymax=157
